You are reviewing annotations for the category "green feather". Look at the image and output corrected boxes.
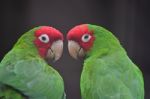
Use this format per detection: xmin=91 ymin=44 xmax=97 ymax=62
xmin=80 ymin=24 xmax=144 ymax=99
xmin=0 ymin=85 xmax=24 ymax=99
xmin=0 ymin=27 xmax=65 ymax=99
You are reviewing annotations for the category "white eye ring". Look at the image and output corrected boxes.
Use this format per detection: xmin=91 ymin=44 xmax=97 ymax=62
xmin=81 ymin=34 xmax=91 ymax=43
xmin=38 ymin=34 xmax=49 ymax=43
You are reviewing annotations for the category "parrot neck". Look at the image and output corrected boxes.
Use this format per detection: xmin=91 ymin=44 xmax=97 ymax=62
xmin=12 ymin=29 xmax=40 ymax=58
xmin=86 ymin=24 xmax=125 ymax=59
xmin=83 ymin=32 xmax=126 ymax=75
xmin=12 ymin=43 xmax=40 ymax=60
xmin=86 ymin=39 xmax=124 ymax=59
xmin=13 ymin=27 xmax=39 ymax=56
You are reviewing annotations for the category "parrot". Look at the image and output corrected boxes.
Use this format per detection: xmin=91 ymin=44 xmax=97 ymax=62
xmin=0 ymin=26 xmax=65 ymax=99
xmin=67 ymin=24 xmax=144 ymax=99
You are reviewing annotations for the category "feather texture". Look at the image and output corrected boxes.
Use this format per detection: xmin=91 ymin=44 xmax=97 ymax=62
xmin=80 ymin=24 xmax=144 ymax=99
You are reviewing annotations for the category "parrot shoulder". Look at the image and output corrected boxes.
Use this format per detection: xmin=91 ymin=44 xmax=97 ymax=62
xmin=0 ymin=58 xmax=64 ymax=99
xmin=81 ymin=53 xmax=143 ymax=99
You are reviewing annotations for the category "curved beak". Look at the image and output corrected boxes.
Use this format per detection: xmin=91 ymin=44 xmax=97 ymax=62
xmin=68 ymin=40 xmax=85 ymax=59
xmin=46 ymin=40 xmax=63 ymax=61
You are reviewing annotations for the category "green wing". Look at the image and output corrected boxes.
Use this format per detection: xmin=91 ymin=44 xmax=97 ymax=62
xmin=81 ymin=53 xmax=144 ymax=99
xmin=0 ymin=85 xmax=24 ymax=99
xmin=0 ymin=58 xmax=64 ymax=99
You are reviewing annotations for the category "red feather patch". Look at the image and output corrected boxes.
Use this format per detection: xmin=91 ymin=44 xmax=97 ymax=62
xmin=34 ymin=26 xmax=63 ymax=57
xmin=67 ymin=24 xmax=95 ymax=51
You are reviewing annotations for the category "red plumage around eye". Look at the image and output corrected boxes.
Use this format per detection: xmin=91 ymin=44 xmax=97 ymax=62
xmin=81 ymin=34 xmax=92 ymax=43
xmin=33 ymin=26 xmax=63 ymax=58
xmin=67 ymin=24 xmax=95 ymax=51
xmin=80 ymin=35 xmax=95 ymax=51
xmin=38 ymin=34 xmax=50 ymax=43
xmin=34 ymin=38 xmax=51 ymax=57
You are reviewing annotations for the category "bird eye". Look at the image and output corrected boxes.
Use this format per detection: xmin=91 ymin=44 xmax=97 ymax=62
xmin=81 ymin=34 xmax=91 ymax=43
xmin=38 ymin=34 xmax=49 ymax=43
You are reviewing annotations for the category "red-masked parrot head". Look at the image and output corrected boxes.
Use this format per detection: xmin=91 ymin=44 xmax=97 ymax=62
xmin=67 ymin=24 xmax=95 ymax=59
xmin=34 ymin=26 xmax=63 ymax=61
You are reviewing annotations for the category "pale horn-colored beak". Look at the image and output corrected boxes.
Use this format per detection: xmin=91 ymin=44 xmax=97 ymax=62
xmin=68 ymin=40 xmax=85 ymax=59
xmin=46 ymin=40 xmax=63 ymax=61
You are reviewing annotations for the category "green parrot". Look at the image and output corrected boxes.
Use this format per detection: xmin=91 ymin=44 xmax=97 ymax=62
xmin=0 ymin=26 xmax=65 ymax=99
xmin=67 ymin=24 xmax=144 ymax=99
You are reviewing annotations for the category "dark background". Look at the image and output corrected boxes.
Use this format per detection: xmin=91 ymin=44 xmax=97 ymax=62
xmin=0 ymin=0 xmax=149 ymax=99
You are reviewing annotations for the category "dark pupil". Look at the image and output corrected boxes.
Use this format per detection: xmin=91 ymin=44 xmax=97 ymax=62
xmin=84 ymin=35 xmax=89 ymax=39
xmin=41 ymin=36 xmax=46 ymax=41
